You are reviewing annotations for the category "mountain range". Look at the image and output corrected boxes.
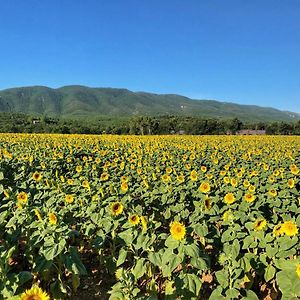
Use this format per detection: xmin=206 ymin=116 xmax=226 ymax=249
xmin=0 ymin=85 xmax=299 ymax=122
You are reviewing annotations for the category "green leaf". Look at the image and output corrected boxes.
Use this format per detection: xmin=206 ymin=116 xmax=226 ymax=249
xmin=226 ymin=288 xmax=239 ymax=299
xmin=190 ymin=257 xmax=207 ymax=270
xmin=132 ymin=258 xmax=146 ymax=280
xmin=183 ymin=273 xmax=202 ymax=296
xmin=184 ymin=243 xmax=200 ymax=258
xmin=264 ymin=264 xmax=276 ymax=282
xmin=194 ymin=223 xmax=208 ymax=237
xmin=208 ymin=286 xmax=223 ymax=300
xmin=72 ymin=274 xmax=80 ymax=292
xmin=148 ymin=252 xmax=162 ymax=267
xmin=276 ymin=270 xmax=300 ymax=297
xmin=215 ymin=270 xmax=229 ymax=288
xmin=242 ymin=290 xmax=259 ymax=300
xmin=116 ymin=249 xmax=127 ymax=267
xmin=165 ymin=236 xmax=180 ymax=249
xmin=18 ymin=271 xmax=32 ymax=286
xmin=231 ymin=239 xmax=240 ymax=260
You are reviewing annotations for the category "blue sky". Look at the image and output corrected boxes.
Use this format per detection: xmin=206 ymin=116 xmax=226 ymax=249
xmin=0 ymin=0 xmax=300 ymax=112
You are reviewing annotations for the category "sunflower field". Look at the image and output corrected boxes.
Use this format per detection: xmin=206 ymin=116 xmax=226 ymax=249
xmin=0 ymin=133 xmax=300 ymax=300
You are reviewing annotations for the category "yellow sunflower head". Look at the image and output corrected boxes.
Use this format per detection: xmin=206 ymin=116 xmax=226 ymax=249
xmin=128 ymin=214 xmax=140 ymax=226
xmin=268 ymin=189 xmax=277 ymax=197
xmin=76 ymin=165 xmax=82 ymax=173
xmin=288 ymin=179 xmax=295 ymax=189
xmin=244 ymin=193 xmax=255 ymax=203
xmin=224 ymin=193 xmax=235 ymax=204
xmin=201 ymin=165 xmax=207 ymax=173
xmin=273 ymin=224 xmax=283 ymax=237
xmin=48 ymin=212 xmax=57 ymax=225
xmin=82 ymin=180 xmax=90 ymax=189
xmin=161 ymin=173 xmax=171 ymax=183
xmin=199 ymin=182 xmax=211 ymax=194
xmin=254 ymin=218 xmax=267 ymax=231
xmin=177 ymin=174 xmax=185 ymax=184
xmin=248 ymin=185 xmax=256 ymax=193
xmin=20 ymin=286 xmax=50 ymax=300
xmin=140 ymin=216 xmax=148 ymax=231
xmin=170 ymin=221 xmax=186 ymax=241
xmin=121 ymin=182 xmax=128 ymax=192
xmin=111 ymin=202 xmax=124 ymax=216
xmin=100 ymin=172 xmax=109 ymax=181
xmin=190 ymin=170 xmax=198 ymax=182
xmin=65 ymin=194 xmax=74 ymax=204
xmin=282 ymin=221 xmax=298 ymax=236
xmin=17 ymin=191 xmax=28 ymax=204
xmin=296 ymin=264 xmax=300 ymax=278
xmin=34 ymin=208 xmax=42 ymax=221
xmin=290 ymin=164 xmax=299 ymax=175
xmin=32 ymin=172 xmax=42 ymax=182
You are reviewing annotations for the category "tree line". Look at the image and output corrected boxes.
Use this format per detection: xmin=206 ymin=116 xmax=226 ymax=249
xmin=1 ymin=113 xmax=300 ymax=135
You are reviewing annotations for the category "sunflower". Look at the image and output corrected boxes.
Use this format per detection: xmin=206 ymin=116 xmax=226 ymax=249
xmin=224 ymin=177 xmax=230 ymax=184
xmin=201 ymin=165 xmax=207 ymax=173
xmin=166 ymin=166 xmax=173 ymax=174
xmin=82 ymin=180 xmax=90 ymax=189
xmin=111 ymin=202 xmax=123 ymax=216
xmin=290 ymin=164 xmax=299 ymax=175
xmin=177 ymin=174 xmax=185 ymax=184
xmin=140 ymin=216 xmax=147 ymax=231
xmin=121 ymin=182 xmax=128 ymax=192
xmin=161 ymin=174 xmax=171 ymax=183
xmin=170 ymin=221 xmax=186 ymax=241
xmin=231 ymin=178 xmax=238 ymax=187
xmin=244 ymin=193 xmax=255 ymax=203
xmin=65 ymin=194 xmax=74 ymax=204
xmin=76 ymin=165 xmax=82 ymax=173
xmin=100 ymin=172 xmax=109 ymax=181
xmin=282 ymin=221 xmax=298 ymax=236
xmin=268 ymin=189 xmax=277 ymax=197
xmin=206 ymin=173 xmax=213 ymax=180
xmin=17 ymin=191 xmax=28 ymax=204
xmin=20 ymin=285 xmax=50 ymax=300
xmin=243 ymin=180 xmax=250 ymax=187
xmin=254 ymin=218 xmax=267 ymax=231
xmin=224 ymin=193 xmax=235 ymax=204
xmin=34 ymin=208 xmax=42 ymax=221
xmin=288 ymin=179 xmax=295 ymax=188
xmin=32 ymin=171 xmax=42 ymax=182
xmin=223 ymin=210 xmax=234 ymax=222
xmin=204 ymin=197 xmax=212 ymax=210
xmin=67 ymin=178 xmax=74 ymax=185
xmin=121 ymin=175 xmax=128 ymax=183
xmin=220 ymin=170 xmax=226 ymax=176
xmin=248 ymin=185 xmax=256 ymax=193
xmin=128 ymin=214 xmax=140 ymax=225
xmin=199 ymin=182 xmax=211 ymax=194
xmin=48 ymin=213 xmax=57 ymax=225
xmin=296 ymin=264 xmax=300 ymax=278
xmin=190 ymin=170 xmax=198 ymax=182
xmin=273 ymin=224 xmax=283 ymax=237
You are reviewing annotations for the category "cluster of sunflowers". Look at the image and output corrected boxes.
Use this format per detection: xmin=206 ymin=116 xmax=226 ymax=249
xmin=0 ymin=133 xmax=300 ymax=299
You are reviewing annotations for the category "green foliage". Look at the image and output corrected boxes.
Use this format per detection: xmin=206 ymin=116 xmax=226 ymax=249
xmin=0 ymin=85 xmax=299 ymax=122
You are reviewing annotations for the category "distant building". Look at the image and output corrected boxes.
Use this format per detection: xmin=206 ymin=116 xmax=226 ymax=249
xmin=236 ymin=129 xmax=266 ymax=135
xmin=32 ymin=119 xmax=40 ymax=125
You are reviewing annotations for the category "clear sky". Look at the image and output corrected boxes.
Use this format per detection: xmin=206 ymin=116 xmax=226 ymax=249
xmin=0 ymin=0 xmax=300 ymax=112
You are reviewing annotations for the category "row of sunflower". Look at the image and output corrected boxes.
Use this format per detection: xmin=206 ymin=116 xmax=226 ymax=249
xmin=0 ymin=133 xmax=300 ymax=299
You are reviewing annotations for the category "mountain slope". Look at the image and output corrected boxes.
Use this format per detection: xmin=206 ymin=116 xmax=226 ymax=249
xmin=0 ymin=85 xmax=298 ymax=122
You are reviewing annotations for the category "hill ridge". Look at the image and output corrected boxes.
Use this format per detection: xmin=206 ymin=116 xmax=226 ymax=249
xmin=0 ymin=85 xmax=299 ymax=122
